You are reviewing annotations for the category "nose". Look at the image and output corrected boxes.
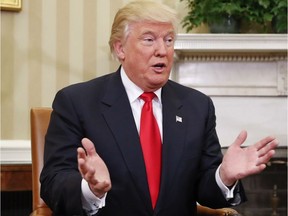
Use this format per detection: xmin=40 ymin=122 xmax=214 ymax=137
xmin=154 ymin=39 xmax=167 ymax=57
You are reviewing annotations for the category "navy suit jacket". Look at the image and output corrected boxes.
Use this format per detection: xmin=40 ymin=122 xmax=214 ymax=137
xmin=40 ymin=67 xmax=246 ymax=216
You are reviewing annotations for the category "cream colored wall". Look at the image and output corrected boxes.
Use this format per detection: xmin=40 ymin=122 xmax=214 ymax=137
xmin=1 ymin=0 xmax=192 ymax=140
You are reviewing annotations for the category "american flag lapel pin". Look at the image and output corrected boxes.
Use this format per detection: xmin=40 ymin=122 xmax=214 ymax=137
xmin=176 ymin=115 xmax=182 ymax=123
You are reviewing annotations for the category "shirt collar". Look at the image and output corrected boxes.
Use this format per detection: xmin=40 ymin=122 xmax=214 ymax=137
xmin=120 ymin=67 xmax=162 ymax=103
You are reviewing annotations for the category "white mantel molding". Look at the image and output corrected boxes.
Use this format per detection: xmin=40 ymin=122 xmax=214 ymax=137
xmin=173 ymin=34 xmax=288 ymax=96
xmin=174 ymin=34 xmax=288 ymax=53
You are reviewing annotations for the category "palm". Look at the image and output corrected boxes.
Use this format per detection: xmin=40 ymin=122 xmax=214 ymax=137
xmin=77 ymin=138 xmax=111 ymax=197
xmin=220 ymin=130 xmax=278 ymax=186
xmin=223 ymin=141 xmax=262 ymax=180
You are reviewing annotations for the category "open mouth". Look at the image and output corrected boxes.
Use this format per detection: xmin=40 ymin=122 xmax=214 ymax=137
xmin=153 ymin=63 xmax=166 ymax=69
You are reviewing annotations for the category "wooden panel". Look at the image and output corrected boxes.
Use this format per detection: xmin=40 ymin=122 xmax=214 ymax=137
xmin=1 ymin=164 xmax=32 ymax=191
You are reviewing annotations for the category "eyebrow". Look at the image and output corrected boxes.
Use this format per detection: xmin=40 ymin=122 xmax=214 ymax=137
xmin=140 ymin=30 xmax=175 ymax=37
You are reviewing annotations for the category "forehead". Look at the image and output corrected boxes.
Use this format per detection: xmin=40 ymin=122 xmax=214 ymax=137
xmin=129 ymin=21 xmax=175 ymax=36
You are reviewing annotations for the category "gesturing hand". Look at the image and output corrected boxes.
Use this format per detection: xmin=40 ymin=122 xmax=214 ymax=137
xmin=220 ymin=130 xmax=279 ymax=186
xmin=77 ymin=138 xmax=112 ymax=198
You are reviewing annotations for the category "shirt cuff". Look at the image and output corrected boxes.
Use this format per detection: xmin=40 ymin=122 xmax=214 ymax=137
xmin=81 ymin=179 xmax=106 ymax=215
xmin=215 ymin=164 xmax=238 ymax=199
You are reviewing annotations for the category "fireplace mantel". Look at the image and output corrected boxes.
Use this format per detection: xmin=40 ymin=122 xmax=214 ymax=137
xmin=174 ymin=34 xmax=287 ymax=53
xmin=172 ymin=34 xmax=287 ymax=96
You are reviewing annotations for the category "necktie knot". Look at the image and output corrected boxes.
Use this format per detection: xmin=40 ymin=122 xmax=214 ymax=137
xmin=140 ymin=92 xmax=156 ymax=102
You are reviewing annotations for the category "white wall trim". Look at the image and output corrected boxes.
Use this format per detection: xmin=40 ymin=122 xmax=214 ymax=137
xmin=174 ymin=34 xmax=288 ymax=52
xmin=0 ymin=140 xmax=31 ymax=164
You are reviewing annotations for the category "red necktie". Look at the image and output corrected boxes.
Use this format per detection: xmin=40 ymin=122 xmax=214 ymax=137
xmin=139 ymin=92 xmax=162 ymax=209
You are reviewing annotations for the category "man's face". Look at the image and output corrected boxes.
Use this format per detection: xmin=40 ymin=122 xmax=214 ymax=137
xmin=115 ymin=21 xmax=175 ymax=92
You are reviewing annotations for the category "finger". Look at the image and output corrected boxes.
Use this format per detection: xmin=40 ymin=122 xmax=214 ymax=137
xmin=78 ymin=159 xmax=98 ymax=186
xmin=90 ymin=180 xmax=111 ymax=192
xmin=80 ymin=163 xmax=98 ymax=186
xmin=77 ymin=147 xmax=88 ymax=165
xmin=77 ymin=147 xmax=86 ymax=166
xmin=257 ymin=149 xmax=276 ymax=165
xmin=78 ymin=159 xmax=89 ymax=177
xmin=257 ymin=139 xmax=279 ymax=157
xmin=244 ymin=162 xmax=267 ymax=178
xmin=77 ymin=147 xmax=86 ymax=160
xmin=84 ymin=169 xmax=96 ymax=182
xmin=82 ymin=138 xmax=97 ymax=157
xmin=252 ymin=163 xmax=267 ymax=175
xmin=232 ymin=130 xmax=247 ymax=147
xmin=77 ymin=147 xmax=91 ymax=176
xmin=88 ymin=181 xmax=112 ymax=199
xmin=254 ymin=136 xmax=277 ymax=151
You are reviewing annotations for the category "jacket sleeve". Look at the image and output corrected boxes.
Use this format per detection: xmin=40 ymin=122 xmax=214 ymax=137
xmin=40 ymin=89 xmax=86 ymax=215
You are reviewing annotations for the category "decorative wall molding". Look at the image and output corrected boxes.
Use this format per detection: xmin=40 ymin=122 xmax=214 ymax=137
xmin=0 ymin=140 xmax=31 ymax=164
xmin=173 ymin=34 xmax=288 ymax=96
xmin=174 ymin=34 xmax=288 ymax=53
xmin=178 ymin=54 xmax=287 ymax=62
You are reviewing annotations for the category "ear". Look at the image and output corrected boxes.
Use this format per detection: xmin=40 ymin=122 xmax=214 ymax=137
xmin=113 ymin=41 xmax=125 ymax=60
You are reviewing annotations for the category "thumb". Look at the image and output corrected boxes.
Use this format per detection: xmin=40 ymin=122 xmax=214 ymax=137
xmin=81 ymin=138 xmax=97 ymax=157
xmin=232 ymin=130 xmax=247 ymax=148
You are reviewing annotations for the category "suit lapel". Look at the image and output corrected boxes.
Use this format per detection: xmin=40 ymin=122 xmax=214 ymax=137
xmin=101 ymin=71 xmax=152 ymax=212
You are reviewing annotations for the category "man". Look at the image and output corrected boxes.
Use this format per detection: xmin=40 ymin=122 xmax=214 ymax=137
xmin=40 ymin=1 xmax=278 ymax=215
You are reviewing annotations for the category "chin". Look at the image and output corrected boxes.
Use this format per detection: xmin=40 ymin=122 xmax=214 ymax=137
xmin=151 ymin=78 xmax=168 ymax=89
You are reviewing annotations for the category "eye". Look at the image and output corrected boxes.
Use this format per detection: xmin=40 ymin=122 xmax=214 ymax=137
xmin=144 ymin=38 xmax=154 ymax=42
xmin=165 ymin=37 xmax=174 ymax=47
xmin=142 ymin=37 xmax=154 ymax=46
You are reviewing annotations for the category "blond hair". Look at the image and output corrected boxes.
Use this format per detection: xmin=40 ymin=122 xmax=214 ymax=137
xmin=109 ymin=0 xmax=178 ymax=58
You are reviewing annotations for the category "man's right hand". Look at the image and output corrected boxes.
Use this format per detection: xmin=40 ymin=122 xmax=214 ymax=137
xmin=77 ymin=138 xmax=112 ymax=198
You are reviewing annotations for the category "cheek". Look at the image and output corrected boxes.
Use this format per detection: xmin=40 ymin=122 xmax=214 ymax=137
xmin=166 ymin=50 xmax=174 ymax=63
xmin=168 ymin=49 xmax=174 ymax=59
xmin=134 ymin=51 xmax=154 ymax=66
